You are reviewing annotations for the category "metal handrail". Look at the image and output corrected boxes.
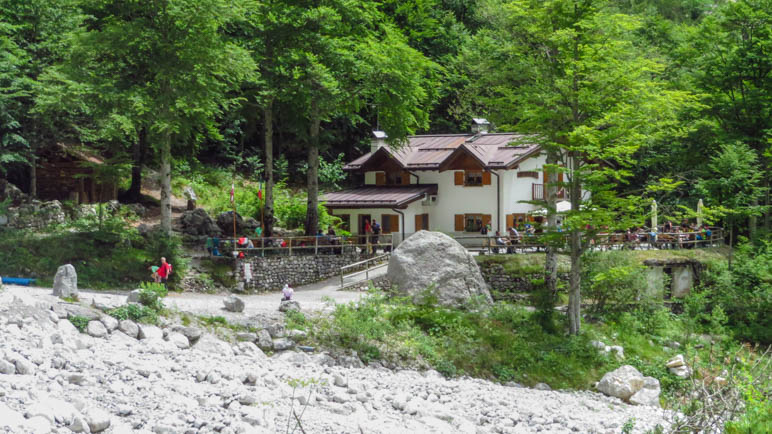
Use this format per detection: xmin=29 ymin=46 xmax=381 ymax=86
xmin=340 ymin=253 xmax=390 ymax=288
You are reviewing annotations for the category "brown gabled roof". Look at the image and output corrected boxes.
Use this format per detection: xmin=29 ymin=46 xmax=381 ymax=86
xmin=56 ymin=143 xmax=106 ymax=165
xmin=322 ymin=185 xmax=438 ymax=209
xmin=344 ymin=133 xmax=540 ymax=172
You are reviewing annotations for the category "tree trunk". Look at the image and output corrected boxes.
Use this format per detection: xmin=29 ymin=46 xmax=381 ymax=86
xmin=567 ymin=153 xmax=583 ymax=336
xmin=126 ymin=127 xmax=146 ymax=202
xmin=29 ymin=156 xmax=36 ymax=199
xmin=544 ymin=152 xmax=559 ymax=299
xmin=305 ymin=101 xmax=320 ymax=236
xmin=160 ymin=135 xmax=173 ymax=235
xmin=264 ymin=103 xmax=275 ymax=237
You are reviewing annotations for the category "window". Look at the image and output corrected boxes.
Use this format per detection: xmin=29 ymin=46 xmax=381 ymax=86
xmin=465 ymin=170 xmax=483 ymax=186
xmin=465 ymin=214 xmax=483 ymax=232
xmin=387 ymin=172 xmax=405 ymax=185
xmin=517 ymin=171 xmax=539 ymax=178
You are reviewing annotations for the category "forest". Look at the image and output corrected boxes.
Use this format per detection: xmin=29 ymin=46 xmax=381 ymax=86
xmin=1 ymin=1 xmax=770 ymax=430
xmin=0 ymin=0 xmax=767 ymax=239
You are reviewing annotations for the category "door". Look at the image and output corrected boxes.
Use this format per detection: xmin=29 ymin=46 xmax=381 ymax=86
xmin=358 ymin=214 xmax=371 ymax=235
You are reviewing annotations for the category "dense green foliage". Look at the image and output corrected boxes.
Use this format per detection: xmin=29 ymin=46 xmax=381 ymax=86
xmin=0 ymin=211 xmax=184 ymax=289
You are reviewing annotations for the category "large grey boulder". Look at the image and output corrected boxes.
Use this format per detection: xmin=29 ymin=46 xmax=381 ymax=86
xmin=386 ymin=231 xmax=492 ymax=307
xmin=216 ymin=210 xmax=245 ymax=234
xmin=53 ymin=264 xmax=78 ymax=299
xmin=278 ymin=300 xmax=301 ymax=313
xmin=86 ymin=321 xmax=108 ymax=338
xmin=629 ymin=377 xmax=662 ymax=407
xmin=180 ymin=208 xmax=222 ymax=236
xmin=223 ymin=296 xmax=245 ymax=313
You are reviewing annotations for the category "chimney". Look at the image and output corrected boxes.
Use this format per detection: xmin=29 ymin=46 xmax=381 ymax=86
xmin=371 ymin=130 xmax=387 ymax=153
xmin=472 ymin=118 xmax=490 ymax=134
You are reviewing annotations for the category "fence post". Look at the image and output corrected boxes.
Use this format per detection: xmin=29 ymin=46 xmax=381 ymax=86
xmin=315 ymin=236 xmax=318 ymax=255
xmin=289 ymin=240 xmax=292 ymax=256
xmin=366 ymin=258 xmax=370 ymax=281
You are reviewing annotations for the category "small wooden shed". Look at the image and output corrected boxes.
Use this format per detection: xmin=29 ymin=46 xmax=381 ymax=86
xmin=36 ymin=143 xmax=117 ymax=204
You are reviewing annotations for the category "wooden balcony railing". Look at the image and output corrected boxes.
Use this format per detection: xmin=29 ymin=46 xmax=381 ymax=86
xmin=532 ymin=183 xmax=566 ymax=201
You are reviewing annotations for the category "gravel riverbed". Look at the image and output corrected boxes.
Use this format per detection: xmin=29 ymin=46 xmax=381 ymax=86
xmin=0 ymin=285 xmax=672 ymax=433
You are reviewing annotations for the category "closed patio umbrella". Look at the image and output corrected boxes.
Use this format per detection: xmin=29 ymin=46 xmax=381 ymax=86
xmin=697 ymin=199 xmax=704 ymax=227
xmin=651 ymin=200 xmax=657 ymax=232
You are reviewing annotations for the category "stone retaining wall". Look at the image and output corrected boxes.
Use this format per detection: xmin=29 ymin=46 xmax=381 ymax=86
xmin=477 ymin=262 xmax=569 ymax=301
xmin=235 ymin=253 xmax=368 ymax=292
xmin=343 ymin=276 xmax=392 ymax=292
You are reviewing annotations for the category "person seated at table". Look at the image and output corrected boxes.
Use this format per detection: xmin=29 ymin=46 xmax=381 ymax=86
xmin=664 ymin=220 xmax=673 ymax=233
xmin=494 ymin=231 xmax=506 ymax=254
xmin=508 ymin=226 xmax=520 ymax=242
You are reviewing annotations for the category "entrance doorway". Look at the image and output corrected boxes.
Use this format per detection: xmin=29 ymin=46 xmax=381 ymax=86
xmin=358 ymin=214 xmax=371 ymax=235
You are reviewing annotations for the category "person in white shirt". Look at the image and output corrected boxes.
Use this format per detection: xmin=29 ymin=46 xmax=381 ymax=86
xmin=281 ymin=284 xmax=294 ymax=301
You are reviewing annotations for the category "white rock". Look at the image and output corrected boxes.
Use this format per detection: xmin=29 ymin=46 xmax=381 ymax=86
xmin=69 ymin=414 xmax=91 ymax=433
xmin=272 ymin=338 xmax=294 ymax=351
xmin=86 ymin=321 xmax=108 ymax=338
xmin=53 ymin=264 xmax=78 ymax=298
xmin=333 ymin=374 xmax=348 ymax=388
xmin=670 ymin=365 xmax=691 ymax=378
xmin=118 ymin=320 xmax=139 ymax=339
xmin=138 ymin=325 xmax=163 ymax=340
xmin=609 ymin=345 xmax=625 ymax=359
xmin=629 ymin=377 xmax=661 ymax=407
xmin=99 ymin=315 xmax=118 ymax=332
xmin=193 ymin=334 xmax=234 ymax=357
xmin=126 ymin=289 xmax=141 ymax=303
xmin=287 ymin=329 xmax=307 ymax=340
xmin=255 ymin=329 xmax=273 ymax=350
xmin=597 ymin=365 xmax=645 ymax=401
xmin=83 ymin=407 xmax=111 ymax=433
xmin=666 ymin=354 xmax=685 ymax=368
xmin=223 ymin=295 xmax=245 ymax=312
xmin=167 ymin=332 xmax=190 ymax=349
xmin=0 ymin=359 xmax=14 ymax=374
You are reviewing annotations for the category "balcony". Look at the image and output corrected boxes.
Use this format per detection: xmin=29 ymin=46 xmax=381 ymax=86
xmin=532 ymin=183 xmax=566 ymax=201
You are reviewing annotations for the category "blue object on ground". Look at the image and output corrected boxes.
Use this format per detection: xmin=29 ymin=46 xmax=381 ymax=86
xmin=1 ymin=277 xmax=36 ymax=286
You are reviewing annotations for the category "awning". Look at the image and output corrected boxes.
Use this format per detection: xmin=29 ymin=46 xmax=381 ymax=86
xmin=323 ymin=185 xmax=438 ymax=209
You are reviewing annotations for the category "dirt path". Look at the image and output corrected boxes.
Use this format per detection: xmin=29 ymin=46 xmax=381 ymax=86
xmin=1 ymin=268 xmax=385 ymax=325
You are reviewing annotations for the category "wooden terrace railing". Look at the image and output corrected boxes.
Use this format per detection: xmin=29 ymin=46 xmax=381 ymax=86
xmin=226 ymin=234 xmax=394 ymax=257
xmin=455 ymin=227 xmax=725 ymax=255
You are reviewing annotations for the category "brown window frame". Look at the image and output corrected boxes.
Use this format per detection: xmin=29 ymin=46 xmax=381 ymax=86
xmin=464 ymin=170 xmax=484 ymax=187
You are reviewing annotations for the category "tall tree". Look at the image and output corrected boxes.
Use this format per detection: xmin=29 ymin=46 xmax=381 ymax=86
xmin=471 ymin=0 xmax=692 ymax=334
xmin=267 ymin=0 xmax=435 ymax=235
xmin=64 ymin=0 xmax=255 ymax=234
xmin=684 ymin=0 xmax=772 ymax=235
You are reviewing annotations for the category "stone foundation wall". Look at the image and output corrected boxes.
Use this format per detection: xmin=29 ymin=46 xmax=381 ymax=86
xmin=344 ymin=276 xmax=392 ymax=292
xmin=236 ymin=253 xmax=368 ymax=292
xmin=477 ymin=262 xmax=569 ymax=301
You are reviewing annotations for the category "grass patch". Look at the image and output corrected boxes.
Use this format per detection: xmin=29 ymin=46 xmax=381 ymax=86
xmin=69 ymin=315 xmax=89 ymax=333
xmin=476 ymin=253 xmax=571 ymax=276
xmin=307 ymin=291 xmax=752 ymax=399
xmin=199 ymin=258 xmax=237 ymax=288
xmin=108 ymin=304 xmax=160 ymax=324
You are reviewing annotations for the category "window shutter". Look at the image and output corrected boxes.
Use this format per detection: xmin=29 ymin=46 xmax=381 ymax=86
xmin=380 ymin=214 xmax=389 ymax=233
xmin=482 ymin=214 xmax=492 ymax=228
xmin=402 ymin=171 xmax=411 ymax=185
xmin=390 ymin=215 xmax=399 ymax=232
xmin=558 ymin=172 xmax=564 ymax=183
xmin=454 ymin=214 xmax=464 ymax=231
xmin=454 ymin=171 xmax=464 ymax=185
xmin=415 ymin=214 xmax=423 ymax=231
xmin=506 ymin=214 xmax=514 ymax=229
xmin=376 ymin=172 xmax=386 ymax=185
xmin=482 ymin=171 xmax=492 ymax=185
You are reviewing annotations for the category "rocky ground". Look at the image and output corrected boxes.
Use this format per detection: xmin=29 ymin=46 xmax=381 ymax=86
xmin=0 ymin=284 xmax=673 ymax=434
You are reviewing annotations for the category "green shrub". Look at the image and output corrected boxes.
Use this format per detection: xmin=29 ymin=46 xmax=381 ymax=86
xmin=137 ymin=281 xmax=168 ymax=310
xmin=582 ymin=251 xmax=649 ymax=316
xmin=108 ymin=304 xmax=159 ymax=324
xmin=69 ymin=315 xmax=89 ymax=333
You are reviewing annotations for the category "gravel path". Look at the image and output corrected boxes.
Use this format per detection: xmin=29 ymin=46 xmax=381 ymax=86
xmin=0 ymin=280 xmax=672 ymax=434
